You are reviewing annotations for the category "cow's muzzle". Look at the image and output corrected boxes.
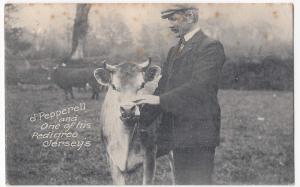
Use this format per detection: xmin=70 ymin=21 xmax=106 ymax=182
xmin=119 ymin=104 xmax=140 ymax=125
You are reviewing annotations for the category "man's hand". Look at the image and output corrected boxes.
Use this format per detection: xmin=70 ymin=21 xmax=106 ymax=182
xmin=132 ymin=95 xmax=160 ymax=105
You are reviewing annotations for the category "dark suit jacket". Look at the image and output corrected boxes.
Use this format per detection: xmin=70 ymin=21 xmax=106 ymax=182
xmin=141 ymin=30 xmax=225 ymax=148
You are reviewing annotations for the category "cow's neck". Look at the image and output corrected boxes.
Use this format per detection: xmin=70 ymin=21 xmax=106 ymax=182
xmin=101 ymin=88 xmax=139 ymax=171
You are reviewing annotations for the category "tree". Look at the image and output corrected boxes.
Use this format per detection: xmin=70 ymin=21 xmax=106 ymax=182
xmin=91 ymin=14 xmax=134 ymax=62
xmin=70 ymin=4 xmax=92 ymax=60
xmin=5 ymin=4 xmax=18 ymax=29
xmin=138 ymin=24 xmax=169 ymax=65
xmin=5 ymin=4 xmax=31 ymax=56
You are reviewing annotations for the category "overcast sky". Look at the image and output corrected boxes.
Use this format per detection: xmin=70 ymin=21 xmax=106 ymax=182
xmin=8 ymin=4 xmax=292 ymax=38
xmin=6 ymin=3 xmax=293 ymax=58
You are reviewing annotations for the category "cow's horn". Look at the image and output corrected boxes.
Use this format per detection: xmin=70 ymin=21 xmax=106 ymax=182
xmin=138 ymin=57 xmax=152 ymax=71
xmin=104 ymin=62 xmax=118 ymax=72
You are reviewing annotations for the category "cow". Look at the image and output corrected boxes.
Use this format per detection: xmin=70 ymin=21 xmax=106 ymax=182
xmin=49 ymin=62 xmax=106 ymax=100
xmin=93 ymin=58 xmax=175 ymax=185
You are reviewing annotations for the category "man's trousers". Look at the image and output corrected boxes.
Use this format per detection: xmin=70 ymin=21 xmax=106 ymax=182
xmin=173 ymin=146 xmax=216 ymax=185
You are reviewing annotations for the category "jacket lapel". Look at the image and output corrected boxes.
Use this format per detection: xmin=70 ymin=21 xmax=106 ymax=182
xmin=165 ymin=30 xmax=207 ymax=85
xmin=175 ymin=43 xmax=193 ymax=60
xmin=174 ymin=30 xmax=206 ymax=61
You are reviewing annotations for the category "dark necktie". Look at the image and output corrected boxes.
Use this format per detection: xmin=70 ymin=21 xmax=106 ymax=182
xmin=177 ymin=37 xmax=186 ymax=52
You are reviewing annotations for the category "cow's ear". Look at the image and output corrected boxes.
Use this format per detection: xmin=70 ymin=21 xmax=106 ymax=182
xmin=144 ymin=65 xmax=161 ymax=82
xmin=94 ymin=68 xmax=111 ymax=86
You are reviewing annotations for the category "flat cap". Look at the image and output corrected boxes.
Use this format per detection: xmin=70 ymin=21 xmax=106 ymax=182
xmin=161 ymin=4 xmax=198 ymax=19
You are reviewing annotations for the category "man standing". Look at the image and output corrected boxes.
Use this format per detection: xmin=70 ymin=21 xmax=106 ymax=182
xmin=133 ymin=5 xmax=225 ymax=184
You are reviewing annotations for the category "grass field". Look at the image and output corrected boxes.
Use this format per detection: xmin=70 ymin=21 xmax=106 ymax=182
xmin=5 ymin=85 xmax=294 ymax=185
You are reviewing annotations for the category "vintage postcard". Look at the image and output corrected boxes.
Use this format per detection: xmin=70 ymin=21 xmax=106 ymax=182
xmin=5 ymin=3 xmax=293 ymax=185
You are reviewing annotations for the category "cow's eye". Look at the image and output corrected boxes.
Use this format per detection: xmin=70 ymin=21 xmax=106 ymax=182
xmin=111 ymin=84 xmax=121 ymax=92
xmin=112 ymin=84 xmax=117 ymax=90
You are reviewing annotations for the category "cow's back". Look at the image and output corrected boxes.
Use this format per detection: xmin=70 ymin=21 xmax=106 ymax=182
xmin=52 ymin=67 xmax=93 ymax=89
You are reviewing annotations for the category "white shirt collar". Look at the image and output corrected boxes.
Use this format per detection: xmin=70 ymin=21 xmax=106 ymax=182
xmin=184 ymin=27 xmax=201 ymax=42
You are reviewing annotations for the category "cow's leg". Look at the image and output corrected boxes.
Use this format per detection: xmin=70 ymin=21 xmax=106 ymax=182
xmin=64 ymin=89 xmax=69 ymax=100
xmin=168 ymin=151 xmax=175 ymax=185
xmin=69 ymin=87 xmax=74 ymax=99
xmin=143 ymin=145 xmax=157 ymax=185
xmin=108 ymin=156 xmax=125 ymax=185
xmin=91 ymin=90 xmax=95 ymax=100
xmin=95 ymin=91 xmax=99 ymax=100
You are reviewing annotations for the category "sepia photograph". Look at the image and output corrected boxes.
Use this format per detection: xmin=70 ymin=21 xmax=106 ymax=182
xmin=4 ymin=2 xmax=293 ymax=185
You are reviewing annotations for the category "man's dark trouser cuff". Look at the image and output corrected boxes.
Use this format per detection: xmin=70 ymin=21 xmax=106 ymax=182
xmin=173 ymin=146 xmax=216 ymax=185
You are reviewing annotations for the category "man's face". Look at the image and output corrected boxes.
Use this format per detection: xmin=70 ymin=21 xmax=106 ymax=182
xmin=168 ymin=12 xmax=194 ymax=38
